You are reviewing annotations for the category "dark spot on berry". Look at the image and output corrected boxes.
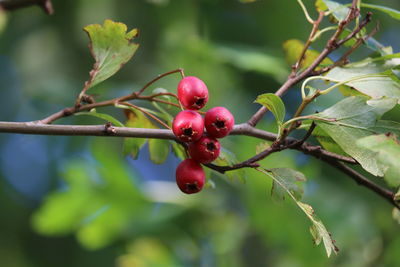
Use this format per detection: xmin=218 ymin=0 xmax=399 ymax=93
xmin=214 ymin=119 xmax=225 ymax=129
xmin=206 ymin=142 xmax=216 ymax=151
xmin=186 ymin=182 xmax=199 ymax=192
xmin=183 ymin=127 xmax=193 ymax=136
xmin=195 ymin=98 xmax=205 ymax=107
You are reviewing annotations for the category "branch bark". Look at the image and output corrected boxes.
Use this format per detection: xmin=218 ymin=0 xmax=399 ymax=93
xmin=325 ymin=160 xmax=400 ymax=209
xmin=0 ymin=0 xmax=395 ymax=210
xmin=0 ymin=0 xmax=53 ymax=14
xmin=0 ymin=121 xmax=358 ymax=166
xmin=247 ymin=0 xmax=365 ymax=127
xmin=0 ymin=120 xmax=396 ymax=209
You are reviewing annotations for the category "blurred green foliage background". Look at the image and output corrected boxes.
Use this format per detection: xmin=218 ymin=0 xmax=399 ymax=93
xmin=0 ymin=0 xmax=399 ymax=266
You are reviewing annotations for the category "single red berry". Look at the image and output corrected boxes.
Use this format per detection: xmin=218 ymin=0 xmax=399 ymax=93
xmin=204 ymin=107 xmax=235 ymax=138
xmin=188 ymin=136 xmax=221 ymax=163
xmin=172 ymin=110 xmax=204 ymax=142
xmin=177 ymin=76 xmax=209 ymax=110
xmin=176 ymin=159 xmax=205 ymax=194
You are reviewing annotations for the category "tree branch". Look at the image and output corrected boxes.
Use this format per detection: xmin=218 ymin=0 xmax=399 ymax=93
xmin=324 ymin=160 xmax=400 ymax=209
xmin=0 ymin=121 xmax=176 ymax=139
xmin=0 ymin=121 xmax=357 ymax=167
xmin=1 ymin=121 xmax=396 ymax=208
xmin=39 ymin=69 xmax=186 ymax=124
xmin=0 ymin=0 xmax=53 ymax=14
xmin=247 ymin=0 xmax=365 ymax=127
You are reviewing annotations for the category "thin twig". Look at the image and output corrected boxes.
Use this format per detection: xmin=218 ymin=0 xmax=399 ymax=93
xmin=317 ymin=20 xmax=379 ymax=75
xmin=39 ymin=70 xmax=186 ymax=124
xmin=136 ymin=68 xmax=185 ymax=96
xmin=289 ymin=121 xmax=316 ymax=148
xmin=119 ymin=102 xmax=171 ymax=130
xmin=248 ymin=0 xmax=363 ymax=127
xmin=296 ymin=0 xmax=315 ymax=24
xmin=292 ymin=11 xmax=325 ymax=74
xmin=325 ymin=160 xmax=400 ymax=209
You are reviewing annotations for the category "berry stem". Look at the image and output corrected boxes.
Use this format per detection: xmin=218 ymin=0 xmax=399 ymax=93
xmin=118 ymin=102 xmax=171 ymax=130
xmin=136 ymin=68 xmax=185 ymax=96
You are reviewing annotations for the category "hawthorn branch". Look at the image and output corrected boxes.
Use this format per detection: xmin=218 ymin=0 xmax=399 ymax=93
xmin=247 ymin=0 xmax=365 ymax=127
xmin=317 ymin=18 xmax=379 ymax=74
xmin=1 ymin=121 xmax=397 ymax=208
xmin=0 ymin=121 xmax=354 ymax=165
xmin=324 ymin=160 xmax=400 ymax=209
xmin=292 ymin=11 xmax=325 ymax=74
xmin=39 ymin=91 xmax=181 ymax=125
xmin=0 ymin=0 xmax=53 ymax=14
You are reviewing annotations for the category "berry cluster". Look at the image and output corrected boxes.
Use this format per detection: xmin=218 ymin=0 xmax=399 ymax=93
xmin=173 ymin=76 xmax=234 ymax=194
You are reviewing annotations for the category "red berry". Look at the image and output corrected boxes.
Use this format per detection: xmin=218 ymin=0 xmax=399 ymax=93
xmin=176 ymin=159 xmax=205 ymax=194
xmin=204 ymin=107 xmax=235 ymax=138
xmin=172 ymin=110 xmax=204 ymax=142
xmin=188 ymin=136 xmax=221 ymax=163
xmin=177 ymin=76 xmax=209 ymax=110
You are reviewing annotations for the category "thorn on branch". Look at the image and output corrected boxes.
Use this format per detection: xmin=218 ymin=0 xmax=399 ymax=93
xmin=365 ymin=11 xmax=373 ymax=23
xmin=81 ymin=94 xmax=96 ymax=104
xmin=327 ymin=40 xmax=338 ymax=50
xmin=103 ymin=122 xmax=116 ymax=135
xmin=62 ymin=108 xmax=74 ymax=117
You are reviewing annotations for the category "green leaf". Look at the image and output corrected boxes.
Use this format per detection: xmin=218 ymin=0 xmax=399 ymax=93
xmin=338 ymin=85 xmax=368 ymax=97
xmin=258 ymin=168 xmax=338 ymax=257
xmin=32 ymin=141 xmax=149 ymax=250
xmin=148 ymin=139 xmax=169 ymax=164
xmin=371 ymin=120 xmax=400 ymax=136
xmin=75 ymin=111 xmax=124 ymax=127
xmin=84 ymin=19 xmax=139 ymax=89
xmin=315 ymin=0 xmax=328 ymax=12
xmin=361 ymin=3 xmax=400 ymax=20
xmin=305 ymin=118 xmax=400 ymax=160
xmin=255 ymin=93 xmax=285 ymax=125
xmin=313 ymin=96 xmax=397 ymax=176
xmin=123 ymin=109 xmax=155 ymax=158
xmin=32 ymin=164 xmax=97 ymax=235
xmin=299 ymin=202 xmax=339 ymax=257
xmin=283 ymin=39 xmax=333 ymax=70
xmin=350 ymin=53 xmax=400 ymax=65
xmin=268 ymin=168 xmax=306 ymax=202
xmin=393 ymin=208 xmax=400 ymax=224
xmin=171 ymin=142 xmax=186 ymax=160
xmin=118 ymin=103 xmax=169 ymax=161
xmin=323 ymin=0 xmax=350 ymax=21
xmin=326 ymin=60 xmax=400 ymax=102
xmin=357 ymin=134 xmax=400 ymax=187
xmin=151 ymin=102 xmax=174 ymax=123
xmin=152 ymin=88 xmax=172 ymax=103
xmin=311 ymin=125 xmax=349 ymax=156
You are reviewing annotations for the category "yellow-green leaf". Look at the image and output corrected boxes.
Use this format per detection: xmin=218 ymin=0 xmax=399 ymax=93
xmin=283 ymin=39 xmax=333 ymax=70
xmin=148 ymin=139 xmax=169 ymax=164
xmin=84 ymin=19 xmax=139 ymax=89
xmin=357 ymin=134 xmax=400 ymax=187
xmin=255 ymin=93 xmax=285 ymax=125
xmin=123 ymin=109 xmax=154 ymax=158
xmin=315 ymin=0 xmax=328 ymax=12
xmin=361 ymin=3 xmax=400 ymax=20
